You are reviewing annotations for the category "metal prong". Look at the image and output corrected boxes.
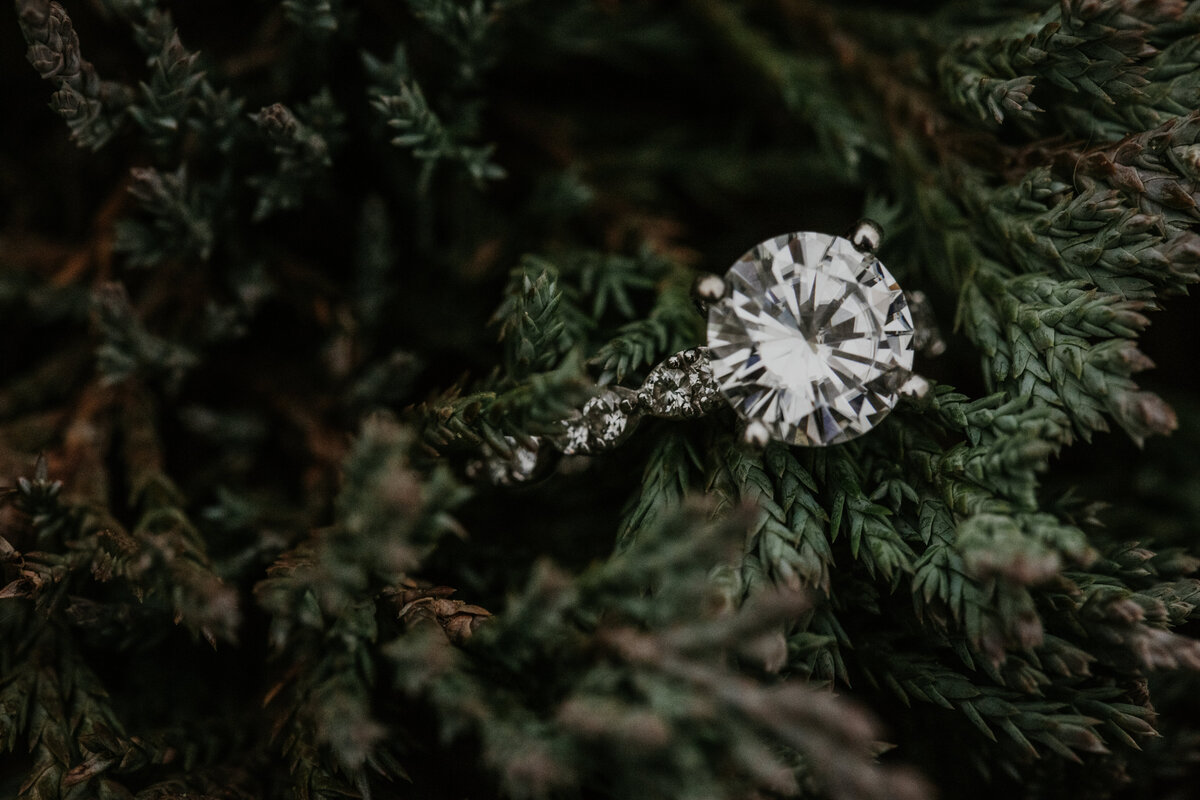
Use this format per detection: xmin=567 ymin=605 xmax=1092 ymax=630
xmin=742 ymin=420 xmax=771 ymax=450
xmin=898 ymin=374 xmax=931 ymax=399
xmin=849 ymin=219 xmax=883 ymax=254
xmin=692 ymin=273 xmax=727 ymax=305
xmin=613 ymin=385 xmax=641 ymax=414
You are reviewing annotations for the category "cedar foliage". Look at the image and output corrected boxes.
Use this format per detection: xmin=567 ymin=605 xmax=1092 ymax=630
xmin=3 ymin=1 xmax=1200 ymax=798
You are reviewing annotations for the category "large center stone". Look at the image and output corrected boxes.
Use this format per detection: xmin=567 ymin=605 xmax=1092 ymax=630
xmin=706 ymin=231 xmax=914 ymax=446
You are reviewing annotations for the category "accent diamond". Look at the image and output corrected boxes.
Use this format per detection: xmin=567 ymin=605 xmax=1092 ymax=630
xmin=639 ymin=349 xmax=723 ymax=418
xmin=552 ymin=387 xmax=640 ymax=455
xmin=706 ymin=231 xmax=914 ymax=446
xmin=466 ymin=436 xmax=548 ymax=485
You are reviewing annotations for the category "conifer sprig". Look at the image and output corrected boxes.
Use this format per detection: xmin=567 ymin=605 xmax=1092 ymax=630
xmin=590 ymin=269 xmax=701 ymax=384
xmin=493 ymin=255 xmax=592 ymax=377
xmin=283 ymin=0 xmax=339 ymax=37
xmin=256 ymin=416 xmax=467 ymax=795
xmin=114 ymin=166 xmax=215 ymax=267
xmin=93 ymin=283 xmax=199 ymax=393
xmin=15 ymin=0 xmax=130 ymax=149
xmin=366 ymin=46 xmax=505 ymax=192
xmin=125 ymin=14 xmax=205 ymax=156
xmin=250 ymin=96 xmax=340 ymax=220
xmin=386 ymin=500 xmax=929 ymax=800
xmin=939 ymin=0 xmax=1193 ymax=136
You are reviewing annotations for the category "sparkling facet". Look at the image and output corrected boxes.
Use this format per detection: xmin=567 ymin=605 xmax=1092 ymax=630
xmin=466 ymin=436 xmax=546 ymax=485
xmin=640 ymin=351 xmax=723 ymax=418
xmin=706 ymin=231 xmax=914 ymax=446
xmin=551 ymin=388 xmax=639 ymax=455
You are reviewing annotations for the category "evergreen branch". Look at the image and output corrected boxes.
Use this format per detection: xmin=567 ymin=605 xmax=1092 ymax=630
xmin=1070 ymin=579 xmax=1200 ymax=671
xmin=189 ymin=82 xmax=247 ymax=156
xmin=940 ymin=62 xmax=1041 ymax=125
xmin=966 ymin=147 xmax=1200 ymax=298
xmin=417 ymin=384 xmax=491 ymax=455
xmin=387 ymin=500 xmax=929 ymax=800
xmin=860 ymin=647 xmax=1123 ymax=763
xmin=0 ymin=627 xmax=134 ymax=799
xmin=1 ymin=455 xmax=75 ymax=553
xmin=825 ymin=447 xmax=918 ymax=587
xmin=125 ymin=11 xmax=207 ymax=156
xmin=273 ymin=415 xmax=467 ymax=622
xmin=1057 ymin=8 xmax=1200 ymax=138
xmin=114 ymin=165 xmax=215 ymax=266
xmin=958 ymin=510 xmax=1092 ymax=586
xmin=365 ymin=46 xmax=505 ymax=192
xmin=256 ymin=416 xmax=467 ymax=790
xmin=0 ymin=405 xmax=235 ymax=646
xmin=418 ymin=351 xmax=592 ymax=456
xmin=0 ymin=460 xmax=231 ymax=796
xmin=892 ymin=33 xmax=1199 ymax=448
xmin=1004 ymin=275 xmax=1155 ymax=339
xmin=406 ymin=0 xmax=503 ymax=85
xmin=906 ymin=171 xmax=1178 ymax=445
xmin=590 ymin=270 xmax=701 ymax=384
xmin=93 ymin=283 xmax=199 ymax=393
xmin=15 ymin=0 xmax=132 ymax=149
xmin=907 ymin=395 xmax=1099 ymax=561
xmin=712 ymin=442 xmax=849 ymax=683
xmin=618 ymin=426 xmax=702 ymax=545
xmin=912 ymin=498 xmax=1018 ymax=644
xmin=598 ymin=620 xmax=928 ymax=800
xmin=67 ymin=724 xmax=195 ymax=791
xmin=493 ymin=255 xmax=591 ymax=377
xmin=1071 ymin=688 xmax=1159 ymax=751
xmin=1062 ymin=108 xmax=1200 ymax=227
xmin=1144 ymin=578 xmax=1200 ymax=625
xmin=961 ymin=277 xmax=1176 ymax=444
xmin=717 ymin=441 xmax=833 ymax=595
xmin=283 ymin=0 xmax=340 ymax=37
xmin=890 ymin=405 xmax=1096 ymax=662
xmin=487 ymin=353 xmax=593 ymax=433
xmin=258 ymin=543 xmax=375 ymax=800
xmin=564 ymin=250 xmax=661 ymax=320
xmin=95 ymin=1 xmax=241 ymax=158
xmin=104 ymin=384 xmax=239 ymax=645
xmin=787 ymin=604 xmax=852 ymax=685
xmin=938 ymin=0 xmax=1188 ymax=135
xmin=429 ymin=247 xmax=679 ymax=457
xmin=250 ymin=94 xmax=340 ymax=221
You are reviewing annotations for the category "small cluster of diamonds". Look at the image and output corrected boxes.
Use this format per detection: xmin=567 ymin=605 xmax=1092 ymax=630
xmin=548 ymin=350 xmax=722 ymax=460
xmin=468 ymin=357 xmax=724 ymax=489
xmin=472 ymin=349 xmax=726 ymax=482
xmin=549 ymin=351 xmax=724 ymax=459
xmin=551 ymin=387 xmax=640 ymax=455
xmin=465 ymin=436 xmax=544 ymax=486
xmin=636 ymin=348 xmax=723 ymax=419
